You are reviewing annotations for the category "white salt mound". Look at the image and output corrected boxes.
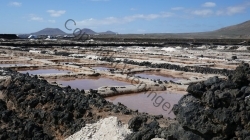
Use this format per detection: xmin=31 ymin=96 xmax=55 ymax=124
xmin=175 ymin=46 xmax=182 ymax=50
xmin=65 ymin=116 xmax=131 ymax=140
xmin=216 ymin=45 xmax=225 ymax=50
xmin=197 ymin=45 xmax=207 ymax=49
xmin=161 ymin=47 xmax=176 ymax=52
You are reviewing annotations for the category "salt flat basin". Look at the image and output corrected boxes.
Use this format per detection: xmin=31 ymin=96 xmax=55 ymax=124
xmin=92 ymin=67 xmax=111 ymax=71
xmin=134 ymin=73 xmax=181 ymax=82
xmin=19 ymin=69 xmax=72 ymax=75
xmin=0 ymin=64 xmax=27 ymax=67
xmin=106 ymin=91 xmax=184 ymax=118
xmin=56 ymin=78 xmax=131 ymax=90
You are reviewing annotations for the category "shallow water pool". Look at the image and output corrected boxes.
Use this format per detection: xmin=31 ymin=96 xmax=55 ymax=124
xmin=19 ymin=69 xmax=72 ymax=75
xmin=106 ymin=91 xmax=184 ymax=118
xmin=56 ymin=78 xmax=131 ymax=90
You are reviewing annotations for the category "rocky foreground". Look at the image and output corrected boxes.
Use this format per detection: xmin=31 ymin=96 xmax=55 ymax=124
xmin=1 ymin=63 xmax=250 ymax=139
xmin=0 ymin=68 xmax=165 ymax=140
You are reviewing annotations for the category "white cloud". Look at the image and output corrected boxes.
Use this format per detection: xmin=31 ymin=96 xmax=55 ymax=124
xmin=47 ymin=10 xmax=66 ymax=17
xmin=123 ymin=14 xmax=161 ymax=21
xmin=202 ymin=2 xmax=216 ymax=7
xmin=192 ymin=9 xmax=213 ymax=16
xmin=171 ymin=7 xmax=184 ymax=11
xmin=9 ymin=2 xmax=22 ymax=7
xmin=216 ymin=10 xmax=224 ymax=15
xmin=226 ymin=6 xmax=245 ymax=15
xmin=29 ymin=14 xmax=43 ymax=21
xmin=216 ymin=5 xmax=247 ymax=16
xmin=76 ymin=13 xmax=173 ymax=26
xmin=48 ymin=20 xmax=56 ymax=23
xmin=188 ymin=2 xmax=249 ymax=17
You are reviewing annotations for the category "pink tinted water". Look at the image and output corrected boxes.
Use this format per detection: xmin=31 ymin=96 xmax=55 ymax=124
xmin=106 ymin=91 xmax=184 ymax=118
xmin=56 ymin=78 xmax=131 ymax=90
xmin=19 ymin=69 xmax=71 ymax=75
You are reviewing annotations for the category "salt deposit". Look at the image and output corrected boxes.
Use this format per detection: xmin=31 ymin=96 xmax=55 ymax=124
xmin=236 ymin=46 xmax=248 ymax=51
xmin=161 ymin=47 xmax=176 ymax=52
xmin=216 ymin=45 xmax=225 ymax=50
xmin=175 ymin=46 xmax=182 ymax=50
xmin=226 ymin=45 xmax=233 ymax=50
xmin=65 ymin=116 xmax=131 ymax=140
xmin=197 ymin=45 xmax=207 ymax=49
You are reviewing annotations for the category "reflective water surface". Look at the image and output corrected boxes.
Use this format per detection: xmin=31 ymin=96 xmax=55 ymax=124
xmin=106 ymin=91 xmax=184 ymax=118
xmin=19 ymin=69 xmax=71 ymax=75
xmin=56 ymin=78 xmax=131 ymax=90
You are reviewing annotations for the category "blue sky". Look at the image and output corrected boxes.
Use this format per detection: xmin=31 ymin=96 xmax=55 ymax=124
xmin=1 ymin=0 xmax=250 ymax=34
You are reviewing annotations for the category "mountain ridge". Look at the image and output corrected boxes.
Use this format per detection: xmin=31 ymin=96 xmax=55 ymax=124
xmin=27 ymin=20 xmax=250 ymax=39
xmin=31 ymin=28 xmax=66 ymax=35
xmin=30 ymin=28 xmax=117 ymax=35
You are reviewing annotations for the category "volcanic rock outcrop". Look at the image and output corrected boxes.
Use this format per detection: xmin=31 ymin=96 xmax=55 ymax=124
xmin=0 ymin=69 xmax=140 ymax=139
xmin=126 ymin=63 xmax=250 ymax=139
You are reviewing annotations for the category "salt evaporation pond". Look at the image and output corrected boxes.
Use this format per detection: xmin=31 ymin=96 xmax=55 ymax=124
xmin=56 ymin=78 xmax=131 ymax=90
xmin=106 ymin=91 xmax=184 ymax=118
xmin=19 ymin=69 xmax=72 ymax=75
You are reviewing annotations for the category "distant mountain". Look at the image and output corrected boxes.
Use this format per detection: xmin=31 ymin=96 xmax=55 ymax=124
xmin=212 ymin=20 xmax=250 ymax=36
xmin=151 ymin=20 xmax=250 ymax=39
xmin=28 ymin=20 xmax=250 ymax=39
xmin=76 ymin=28 xmax=96 ymax=35
xmin=75 ymin=29 xmax=117 ymax=35
xmin=30 ymin=28 xmax=118 ymax=36
xmin=99 ymin=31 xmax=117 ymax=34
xmin=31 ymin=28 xmax=66 ymax=35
